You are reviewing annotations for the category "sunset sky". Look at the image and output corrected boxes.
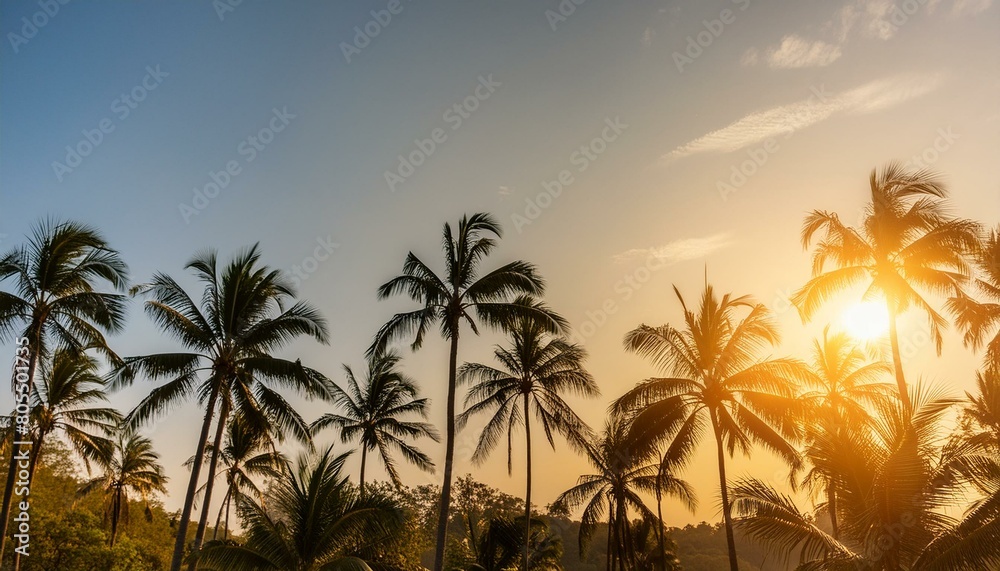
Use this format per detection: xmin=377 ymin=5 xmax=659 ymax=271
xmin=2 ymin=0 xmax=999 ymax=527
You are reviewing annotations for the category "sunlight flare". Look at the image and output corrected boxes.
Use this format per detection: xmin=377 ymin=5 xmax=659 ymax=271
xmin=841 ymin=301 xmax=890 ymax=340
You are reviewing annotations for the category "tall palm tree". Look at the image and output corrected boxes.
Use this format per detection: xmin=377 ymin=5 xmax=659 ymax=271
xmin=555 ymin=418 xmax=694 ymax=571
xmin=732 ymin=386 xmax=1000 ymax=570
xmin=109 ymin=244 xmax=331 ymax=571
xmin=368 ymin=212 xmax=565 ymax=571
xmin=457 ymin=317 xmax=599 ymax=571
xmin=195 ymin=446 xmax=406 ymax=571
xmin=0 ymin=219 xmax=128 ymax=561
xmin=311 ymin=351 xmax=439 ymax=493
xmin=614 ymin=282 xmax=808 ymax=571
xmin=797 ymin=327 xmax=893 ymax=538
xmin=792 ymin=164 xmax=980 ymax=411
xmin=948 ymin=226 xmax=1000 ymax=371
xmin=78 ymin=429 xmax=169 ymax=547
xmin=185 ymin=415 xmax=288 ymax=541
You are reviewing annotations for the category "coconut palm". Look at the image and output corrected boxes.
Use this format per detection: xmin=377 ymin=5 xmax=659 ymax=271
xmin=457 ymin=317 xmax=599 ymax=571
xmin=78 ymin=429 xmax=168 ymax=547
xmin=613 ymin=282 xmax=808 ymax=571
xmin=554 ymin=417 xmax=694 ymax=571
xmin=0 ymin=219 xmax=128 ymax=561
xmin=732 ymin=386 xmax=1000 ymax=570
xmin=631 ymin=451 xmax=696 ymax=571
xmin=797 ymin=327 xmax=893 ymax=538
xmin=948 ymin=226 xmax=1000 ymax=371
xmin=109 ymin=244 xmax=331 ymax=571
xmin=792 ymin=164 xmax=980 ymax=411
xmin=368 ymin=212 xmax=565 ymax=571
xmin=959 ymin=368 xmax=1000 ymax=453
xmin=195 ymin=446 xmax=406 ymax=571
xmin=185 ymin=415 xmax=288 ymax=541
xmin=311 ymin=351 xmax=439 ymax=493
xmin=25 ymin=349 xmax=121 ymax=479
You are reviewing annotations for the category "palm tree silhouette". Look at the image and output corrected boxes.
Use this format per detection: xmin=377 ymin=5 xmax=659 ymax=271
xmin=368 ymin=212 xmax=565 ymax=571
xmin=615 ymin=282 xmax=807 ymax=571
xmin=458 ymin=317 xmax=599 ymax=571
xmin=733 ymin=386 xmax=1000 ymax=570
xmin=195 ymin=446 xmax=405 ymax=571
xmin=311 ymin=351 xmax=439 ymax=494
xmin=110 ymin=244 xmax=331 ymax=571
xmin=793 ymin=164 xmax=980 ymax=411
xmin=555 ymin=418 xmax=694 ymax=571
xmin=797 ymin=327 xmax=893 ymax=538
xmin=184 ymin=415 xmax=288 ymax=540
xmin=948 ymin=225 xmax=1000 ymax=371
xmin=0 ymin=219 xmax=128 ymax=562
xmin=78 ymin=429 xmax=168 ymax=547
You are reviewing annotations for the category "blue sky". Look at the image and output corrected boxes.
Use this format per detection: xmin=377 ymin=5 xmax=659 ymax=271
xmin=2 ymin=0 xmax=999 ymax=525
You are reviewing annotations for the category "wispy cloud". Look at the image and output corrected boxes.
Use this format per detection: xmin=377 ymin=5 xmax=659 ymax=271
xmin=614 ymin=233 xmax=732 ymax=264
xmin=765 ymin=35 xmax=842 ymax=68
xmin=663 ymin=73 xmax=943 ymax=161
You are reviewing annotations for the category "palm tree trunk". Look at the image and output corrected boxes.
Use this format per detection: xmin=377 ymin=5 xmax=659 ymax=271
xmin=827 ymin=486 xmax=839 ymax=540
xmin=359 ymin=445 xmax=367 ymax=497
xmin=1 ymin=326 xmax=40 ymax=562
xmin=655 ymin=473 xmax=666 ymax=571
xmin=212 ymin=486 xmax=231 ymax=541
xmin=188 ymin=402 xmax=230 ymax=571
xmin=607 ymin=505 xmax=615 ymax=571
xmin=169 ymin=383 xmax=221 ymax=571
xmin=432 ymin=324 xmax=460 ymax=571
xmin=110 ymin=485 xmax=122 ymax=547
xmin=886 ymin=305 xmax=912 ymax=412
xmin=523 ymin=393 xmax=532 ymax=571
xmin=224 ymin=492 xmax=232 ymax=540
xmin=711 ymin=410 xmax=739 ymax=571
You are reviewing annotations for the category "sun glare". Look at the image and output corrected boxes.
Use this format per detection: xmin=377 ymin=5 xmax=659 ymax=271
xmin=841 ymin=301 xmax=890 ymax=340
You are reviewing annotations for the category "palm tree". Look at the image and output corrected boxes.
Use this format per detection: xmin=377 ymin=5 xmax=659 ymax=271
xmin=195 ymin=446 xmax=406 ymax=571
xmin=26 ymin=349 xmax=121 ymax=479
xmin=78 ymin=429 xmax=169 ymax=547
xmin=959 ymin=368 xmax=1000 ymax=453
xmin=797 ymin=327 xmax=893 ymax=538
xmin=948 ymin=225 xmax=1000 ymax=371
xmin=458 ymin=317 xmax=599 ymax=571
xmin=185 ymin=415 xmax=288 ymax=541
xmin=0 ymin=219 xmax=128 ymax=561
xmin=368 ymin=212 xmax=565 ymax=571
xmin=109 ymin=244 xmax=331 ymax=571
xmin=311 ymin=351 xmax=439 ymax=493
xmin=554 ymin=418 xmax=694 ymax=571
xmin=792 ymin=164 xmax=980 ymax=411
xmin=632 ymin=451 xmax=694 ymax=571
xmin=614 ymin=282 xmax=808 ymax=571
xmin=732 ymin=386 xmax=1000 ymax=570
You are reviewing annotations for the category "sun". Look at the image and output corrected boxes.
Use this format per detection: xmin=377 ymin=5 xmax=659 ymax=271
xmin=841 ymin=301 xmax=890 ymax=340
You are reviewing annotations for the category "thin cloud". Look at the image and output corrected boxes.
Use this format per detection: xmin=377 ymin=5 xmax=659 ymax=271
xmin=614 ymin=233 xmax=732 ymax=264
xmin=767 ymin=35 xmax=842 ymax=68
xmin=663 ymin=73 xmax=943 ymax=161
